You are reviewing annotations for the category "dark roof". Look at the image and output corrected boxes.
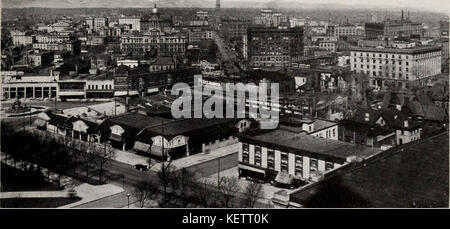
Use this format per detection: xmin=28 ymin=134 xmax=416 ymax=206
xmin=46 ymin=111 xmax=71 ymax=126
xmin=380 ymin=108 xmax=421 ymax=130
xmin=351 ymin=107 xmax=380 ymax=124
xmin=102 ymin=113 xmax=168 ymax=130
xmin=291 ymin=132 xmax=449 ymax=208
xmin=143 ymin=118 xmax=240 ymax=138
xmin=338 ymin=119 xmax=395 ymax=137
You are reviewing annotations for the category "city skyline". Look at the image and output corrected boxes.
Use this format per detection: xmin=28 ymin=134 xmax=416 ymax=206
xmin=1 ymin=0 xmax=449 ymax=14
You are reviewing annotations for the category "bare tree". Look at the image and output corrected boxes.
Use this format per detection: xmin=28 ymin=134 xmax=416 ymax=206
xmin=157 ymin=162 xmax=177 ymax=207
xmin=218 ymin=177 xmax=241 ymax=208
xmin=133 ymin=180 xmax=159 ymax=208
xmin=242 ymin=181 xmax=264 ymax=208
xmin=93 ymin=142 xmax=115 ymax=182
xmin=171 ymin=169 xmax=197 ymax=207
xmin=79 ymin=142 xmax=96 ymax=179
xmin=192 ymin=178 xmax=219 ymax=208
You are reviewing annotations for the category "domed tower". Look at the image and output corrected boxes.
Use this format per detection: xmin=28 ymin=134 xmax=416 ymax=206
xmin=152 ymin=4 xmax=159 ymax=15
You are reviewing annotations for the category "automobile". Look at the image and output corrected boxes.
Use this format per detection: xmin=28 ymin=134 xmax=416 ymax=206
xmin=134 ymin=164 xmax=148 ymax=171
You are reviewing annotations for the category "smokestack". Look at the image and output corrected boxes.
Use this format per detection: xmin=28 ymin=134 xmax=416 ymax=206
xmin=401 ymin=10 xmax=404 ymax=21
xmin=408 ymin=11 xmax=410 ymax=20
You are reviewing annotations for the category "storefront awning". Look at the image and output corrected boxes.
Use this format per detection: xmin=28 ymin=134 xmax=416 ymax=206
xmin=238 ymin=164 xmax=266 ymax=175
xmin=109 ymin=133 xmax=123 ymax=142
xmin=34 ymin=119 xmax=47 ymax=127
xmin=147 ymin=88 xmax=159 ymax=93
xmin=275 ymin=172 xmax=293 ymax=185
xmin=133 ymin=141 xmax=151 ymax=153
xmin=150 ymin=145 xmax=169 ymax=158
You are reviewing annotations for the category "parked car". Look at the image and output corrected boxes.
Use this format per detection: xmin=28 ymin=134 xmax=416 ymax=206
xmin=134 ymin=164 xmax=148 ymax=171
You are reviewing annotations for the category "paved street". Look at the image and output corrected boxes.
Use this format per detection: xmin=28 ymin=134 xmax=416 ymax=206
xmin=213 ymin=31 xmax=240 ymax=74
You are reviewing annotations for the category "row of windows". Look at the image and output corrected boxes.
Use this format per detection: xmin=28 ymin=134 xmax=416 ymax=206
xmin=355 ymin=64 xmax=410 ymax=72
xmin=87 ymin=84 xmax=112 ymax=90
xmin=353 ymin=58 xmax=410 ymax=65
xmin=352 ymin=52 xmax=411 ymax=59
xmin=242 ymin=143 xmax=335 ymax=176
xmin=358 ymin=70 xmax=410 ymax=79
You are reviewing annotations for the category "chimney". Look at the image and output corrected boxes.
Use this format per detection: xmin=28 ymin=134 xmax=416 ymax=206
xmin=401 ymin=10 xmax=404 ymax=21
xmin=408 ymin=11 xmax=410 ymax=20
xmin=404 ymin=120 xmax=409 ymax=128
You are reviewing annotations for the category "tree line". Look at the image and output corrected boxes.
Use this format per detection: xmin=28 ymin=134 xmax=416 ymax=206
xmin=134 ymin=166 xmax=266 ymax=208
xmin=1 ymin=122 xmax=115 ymax=188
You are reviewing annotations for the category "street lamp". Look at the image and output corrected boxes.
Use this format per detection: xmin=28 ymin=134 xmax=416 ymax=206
xmin=127 ymin=193 xmax=131 ymax=208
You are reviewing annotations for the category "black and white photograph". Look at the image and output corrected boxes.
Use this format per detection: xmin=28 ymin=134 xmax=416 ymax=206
xmin=0 ymin=0 xmax=448 ymax=212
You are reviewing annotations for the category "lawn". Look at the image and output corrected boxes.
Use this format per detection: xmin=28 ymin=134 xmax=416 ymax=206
xmin=1 ymin=197 xmax=81 ymax=208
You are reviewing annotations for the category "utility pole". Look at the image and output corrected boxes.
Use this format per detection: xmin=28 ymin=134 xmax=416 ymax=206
xmin=217 ymin=156 xmax=221 ymax=187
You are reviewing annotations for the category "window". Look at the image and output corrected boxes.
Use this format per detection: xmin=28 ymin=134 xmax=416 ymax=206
xmin=267 ymin=149 xmax=275 ymax=170
xmin=242 ymin=143 xmax=249 ymax=163
xmin=295 ymin=155 xmax=303 ymax=176
xmin=310 ymin=158 xmax=318 ymax=172
xmin=325 ymin=162 xmax=334 ymax=171
xmin=254 ymin=146 xmax=261 ymax=166
xmin=280 ymin=152 xmax=288 ymax=172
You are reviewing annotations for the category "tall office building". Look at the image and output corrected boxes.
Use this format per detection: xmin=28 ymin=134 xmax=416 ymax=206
xmin=247 ymin=26 xmax=304 ymax=68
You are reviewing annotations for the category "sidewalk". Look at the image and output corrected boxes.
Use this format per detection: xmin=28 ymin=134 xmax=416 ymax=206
xmin=58 ymin=183 xmax=124 ymax=208
xmin=114 ymin=149 xmax=149 ymax=166
xmin=168 ymin=143 xmax=239 ymax=171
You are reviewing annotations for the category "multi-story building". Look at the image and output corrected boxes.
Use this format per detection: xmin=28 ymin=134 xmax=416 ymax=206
xmin=280 ymin=117 xmax=339 ymax=140
xmin=318 ymin=40 xmax=336 ymax=53
xmin=365 ymin=11 xmax=422 ymax=39
xmin=120 ymin=28 xmax=186 ymax=57
xmin=247 ymin=26 xmax=304 ymax=68
xmin=331 ymin=25 xmax=364 ymax=38
xmin=187 ymin=27 xmax=213 ymax=43
xmin=33 ymin=40 xmax=81 ymax=55
xmin=236 ymin=129 xmax=380 ymax=183
xmin=350 ymin=43 xmax=442 ymax=90
xmin=118 ymin=17 xmax=141 ymax=32
xmin=290 ymin=18 xmax=307 ymax=28
xmin=85 ymin=74 xmax=115 ymax=98
xmin=86 ymin=17 xmax=108 ymax=31
xmin=220 ymin=17 xmax=251 ymax=40
xmin=253 ymin=9 xmax=289 ymax=27
xmin=25 ymin=51 xmax=54 ymax=67
xmin=1 ymin=71 xmax=58 ymax=99
xmin=113 ymin=65 xmax=199 ymax=97
xmin=11 ymin=31 xmax=35 ymax=46
xmin=35 ymin=33 xmax=71 ymax=43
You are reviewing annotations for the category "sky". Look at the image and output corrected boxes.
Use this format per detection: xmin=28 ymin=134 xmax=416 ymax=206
xmin=1 ymin=0 xmax=449 ymax=14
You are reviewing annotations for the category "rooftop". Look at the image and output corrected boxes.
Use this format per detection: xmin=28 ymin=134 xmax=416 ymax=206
xmin=290 ymin=132 xmax=449 ymax=208
xmin=238 ymin=129 xmax=380 ymax=162
xmin=350 ymin=44 xmax=442 ymax=54
xmin=104 ymin=112 xmax=168 ymax=130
